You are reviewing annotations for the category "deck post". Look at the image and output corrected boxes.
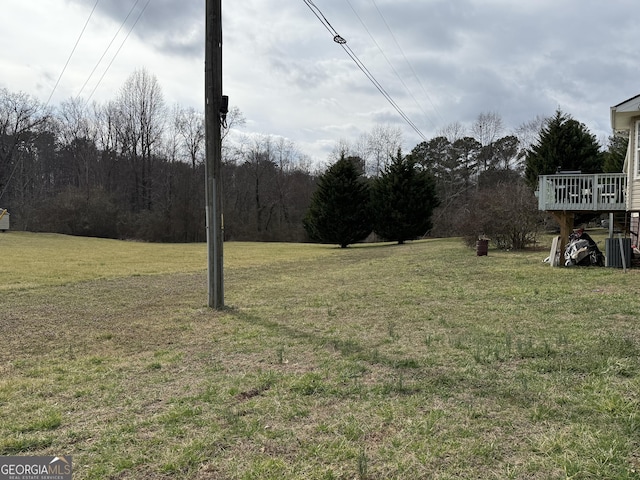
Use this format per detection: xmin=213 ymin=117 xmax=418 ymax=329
xmin=549 ymin=211 xmax=574 ymax=266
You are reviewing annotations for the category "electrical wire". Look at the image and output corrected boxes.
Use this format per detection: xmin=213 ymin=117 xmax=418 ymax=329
xmin=303 ymin=0 xmax=427 ymax=141
xmin=370 ymin=0 xmax=444 ymax=127
xmin=76 ymin=0 xmax=142 ymax=100
xmin=346 ymin=0 xmax=438 ymax=131
xmin=5 ymin=0 xmax=99 ymax=200
xmin=303 ymin=0 xmax=343 ymax=42
xmin=84 ymin=0 xmax=152 ymax=104
xmin=45 ymin=0 xmax=100 ymax=107
xmin=2 ymin=0 xmax=151 ymax=201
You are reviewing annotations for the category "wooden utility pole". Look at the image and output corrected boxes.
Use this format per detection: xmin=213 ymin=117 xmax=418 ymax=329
xmin=205 ymin=0 xmax=224 ymax=308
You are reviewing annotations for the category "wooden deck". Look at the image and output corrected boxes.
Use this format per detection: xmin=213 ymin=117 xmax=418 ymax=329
xmin=537 ymin=173 xmax=627 ymax=212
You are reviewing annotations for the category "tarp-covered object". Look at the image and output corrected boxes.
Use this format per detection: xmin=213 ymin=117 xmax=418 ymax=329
xmin=564 ymin=229 xmax=604 ymax=267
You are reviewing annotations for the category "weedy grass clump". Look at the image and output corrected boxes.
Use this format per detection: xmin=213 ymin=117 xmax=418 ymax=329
xmin=1 ymin=231 xmax=640 ymax=479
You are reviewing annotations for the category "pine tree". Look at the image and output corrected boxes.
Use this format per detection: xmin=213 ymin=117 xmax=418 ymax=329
xmin=603 ymin=133 xmax=628 ymax=173
xmin=303 ymin=155 xmax=372 ymax=248
xmin=524 ymin=109 xmax=603 ymax=188
xmin=372 ymin=149 xmax=439 ymax=244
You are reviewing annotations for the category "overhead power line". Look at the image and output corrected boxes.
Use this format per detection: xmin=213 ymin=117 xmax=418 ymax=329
xmin=76 ymin=0 xmax=142 ymax=100
xmin=84 ymin=0 xmax=152 ymax=104
xmin=345 ymin=0 xmax=438 ymax=131
xmin=303 ymin=0 xmax=427 ymax=142
xmin=370 ymin=0 xmax=444 ymax=126
xmin=45 ymin=0 xmax=100 ymax=107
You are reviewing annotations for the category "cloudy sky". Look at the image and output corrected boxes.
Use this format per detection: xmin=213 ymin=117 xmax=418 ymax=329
xmin=1 ymin=0 xmax=639 ymax=164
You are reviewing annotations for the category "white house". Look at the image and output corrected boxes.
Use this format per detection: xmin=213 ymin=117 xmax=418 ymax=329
xmin=610 ymin=93 xmax=640 ymax=244
xmin=536 ymin=94 xmax=640 ymax=265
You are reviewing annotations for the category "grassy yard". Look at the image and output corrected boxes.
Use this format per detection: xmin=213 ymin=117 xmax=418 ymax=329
xmin=1 ymin=231 xmax=640 ymax=479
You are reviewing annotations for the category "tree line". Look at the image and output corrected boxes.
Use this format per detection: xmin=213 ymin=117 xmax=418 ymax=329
xmin=0 ymin=70 xmax=316 ymax=242
xmin=0 ymin=68 xmax=627 ymax=247
xmin=316 ymin=110 xmax=627 ymax=249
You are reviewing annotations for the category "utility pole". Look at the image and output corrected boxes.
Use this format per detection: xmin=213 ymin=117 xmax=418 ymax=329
xmin=205 ymin=0 xmax=224 ymax=308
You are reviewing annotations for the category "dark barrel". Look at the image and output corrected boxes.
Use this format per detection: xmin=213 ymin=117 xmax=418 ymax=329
xmin=476 ymin=239 xmax=489 ymax=256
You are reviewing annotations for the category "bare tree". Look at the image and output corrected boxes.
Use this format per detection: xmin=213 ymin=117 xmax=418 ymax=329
xmin=365 ymin=124 xmax=403 ymax=176
xmin=57 ymin=97 xmax=94 ymax=145
xmin=328 ymin=135 xmax=368 ymax=171
xmin=232 ymin=135 xmax=277 ymax=234
xmin=218 ymin=105 xmax=246 ymax=165
xmin=90 ymin=100 xmax=124 ymax=192
xmin=115 ymin=68 xmax=166 ymax=210
xmin=94 ymin=100 xmax=120 ymax=154
xmin=174 ymin=106 xmax=205 ymax=168
xmin=437 ymin=121 xmax=466 ymax=144
xmin=56 ymin=97 xmax=99 ymax=190
xmin=0 ymin=88 xmax=50 ymax=203
xmin=460 ymin=175 xmax=542 ymax=250
xmin=472 ymin=111 xmax=504 ymax=171
xmin=221 ymin=105 xmax=246 ymax=143
xmin=514 ymin=115 xmax=546 ymax=169
xmin=328 ymin=137 xmax=353 ymax=164
xmin=472 ymin=112 xmax=504 ymax=147
xmin=222 ymin=133 xmax=312 ymax=240
xmin=162 ymin=104 xmax=182 ymax=163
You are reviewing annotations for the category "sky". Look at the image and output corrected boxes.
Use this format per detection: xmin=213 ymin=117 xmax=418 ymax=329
xmin=1 ymin=0 xmax=639 ymax=165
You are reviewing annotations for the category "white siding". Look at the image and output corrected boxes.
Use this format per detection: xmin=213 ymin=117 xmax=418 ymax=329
xmin=629 ymin=118 xmax=640 ymax=211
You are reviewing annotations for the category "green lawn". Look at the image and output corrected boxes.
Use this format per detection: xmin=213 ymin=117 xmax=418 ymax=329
xmin=1 ymin=231 xmax=639 ymax=479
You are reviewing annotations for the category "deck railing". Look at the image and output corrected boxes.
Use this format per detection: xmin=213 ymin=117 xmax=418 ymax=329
xmin=537 ymin=173 xmax=627 ymax=211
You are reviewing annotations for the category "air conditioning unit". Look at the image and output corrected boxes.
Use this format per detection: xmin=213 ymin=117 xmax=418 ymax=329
xmin=605 ymin=238 xmax=632 ymax=268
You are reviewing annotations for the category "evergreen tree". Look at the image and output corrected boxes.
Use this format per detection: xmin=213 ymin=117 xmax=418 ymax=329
xmin=524 ymin=109 xmax=604 ymax=188
xmin=303 ymin=155 xmax=372 ymax=248
xmin=603 ymin=133 xmax=628 ymax=173
xmin=372 ymin=149 xmax=439 ymax=244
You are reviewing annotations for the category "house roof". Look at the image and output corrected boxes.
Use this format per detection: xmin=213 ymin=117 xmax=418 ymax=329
xmin=611 ymin=93 xmax=640 ymax=131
